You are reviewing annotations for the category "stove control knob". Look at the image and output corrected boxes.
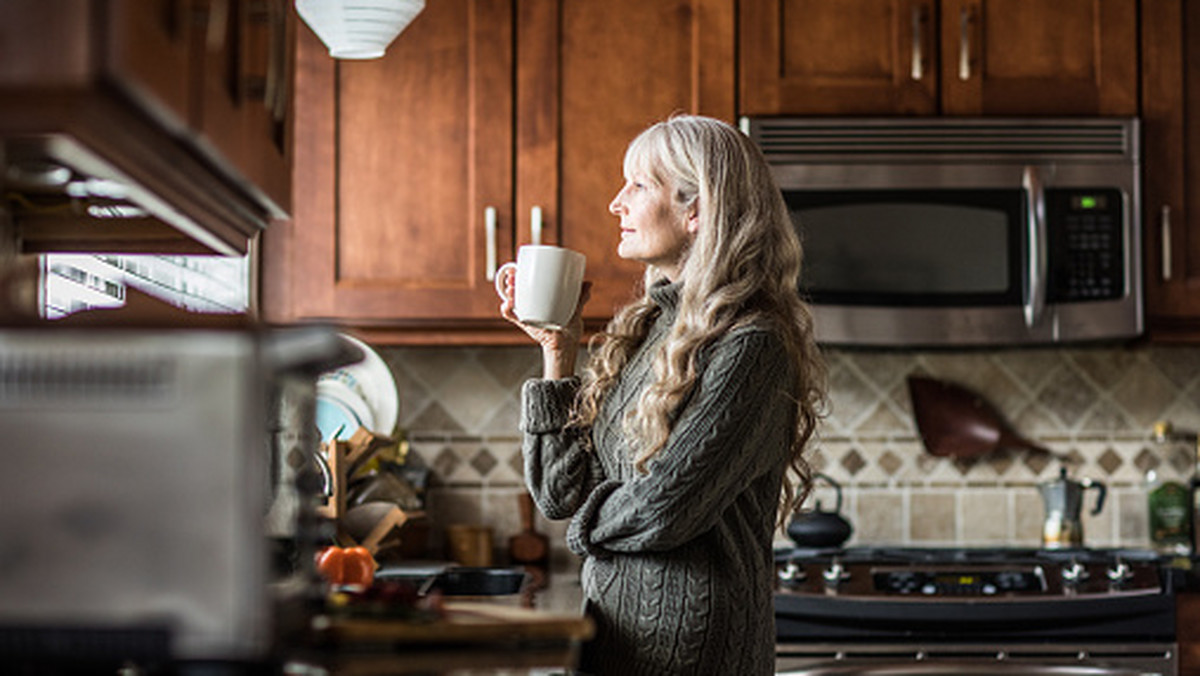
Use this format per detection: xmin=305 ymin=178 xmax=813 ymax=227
xmin=1062 ymin=560 xmax=1090 ymax=585
xmin=778 ymin=560 xmax=807 ymax=586
xmin=822 ymin=560 xmax=851 ymax=586
xmin=1106 ymin=560 xmax=1133 ymax=585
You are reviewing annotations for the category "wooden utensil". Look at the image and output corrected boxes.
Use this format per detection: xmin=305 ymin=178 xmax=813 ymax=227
xmin=906 ymin=375 xmax=1073 ymax=463
xmin=508 ymin=492 xmax=549 ymax=577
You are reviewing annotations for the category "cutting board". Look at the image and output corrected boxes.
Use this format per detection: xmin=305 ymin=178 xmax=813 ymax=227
xmin=316 ymin=601 xmax=594 ymax=645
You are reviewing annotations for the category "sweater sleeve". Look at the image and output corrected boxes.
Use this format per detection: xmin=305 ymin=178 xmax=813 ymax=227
xmin=566 ymin=328 xmax=795 ymax=557
xmin=520 ymin=377 xmax=601 ymax=520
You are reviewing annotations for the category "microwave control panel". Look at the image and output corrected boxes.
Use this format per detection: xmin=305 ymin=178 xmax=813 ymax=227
xmin=1046 ymin=188 xmax=1125 ymax=302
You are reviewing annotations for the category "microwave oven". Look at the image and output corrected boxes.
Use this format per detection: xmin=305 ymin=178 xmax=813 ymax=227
xmin=742 ymin=117 xmax=1142 ymax=347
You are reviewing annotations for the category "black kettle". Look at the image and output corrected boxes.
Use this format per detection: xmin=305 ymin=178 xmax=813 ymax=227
xmin=787 ymin=473 xmax=853 ymax=548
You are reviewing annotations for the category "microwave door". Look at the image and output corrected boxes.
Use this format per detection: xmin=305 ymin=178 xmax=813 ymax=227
xmin=785 ymin=188 xmax=1052 ymax=346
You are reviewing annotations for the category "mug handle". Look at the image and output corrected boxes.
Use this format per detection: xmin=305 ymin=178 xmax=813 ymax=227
xmin=494 ymin=261 xmax=518 ymax=301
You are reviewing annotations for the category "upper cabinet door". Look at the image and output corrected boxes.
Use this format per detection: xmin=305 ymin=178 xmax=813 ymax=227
xmin=195 ymin=0 xmax=293 ymax=215
xmin=740 ymin=0 xmax=938 ymax=116
xmin=267 ymin=0 xmax=515 ymax=327
xmin=106 ymin=0 xmax=193 ymax=130
xmin=740 ymin=0 xmax=1137 ymax=117
xmin=939 ymin=0 xmax=1137 ymax=115
xmin=522 ymin=0 xmax=735 ymax=322
xmin=1141 ymin=0 xmax=1200 ymax=340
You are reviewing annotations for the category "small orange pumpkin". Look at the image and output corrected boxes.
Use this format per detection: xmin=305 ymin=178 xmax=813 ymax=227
xmin=315 ymin=546 xmax=376 ymax=587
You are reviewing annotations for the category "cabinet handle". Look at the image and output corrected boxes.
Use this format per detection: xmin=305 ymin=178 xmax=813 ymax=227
xmin=1022 ymin=165 xmax=1047 ymax=328
xmin=958 ymin=6 xmax=973 ymax=81
xmin=910 ymin=5 xmax=925 ymax=81
xmin=530 ymin=206 xmax=543 ymax=246
xmin=485 ymin=206 xmax=498 ymax=281
xmin=1162 ymin=205 xmax=1173 ymax=282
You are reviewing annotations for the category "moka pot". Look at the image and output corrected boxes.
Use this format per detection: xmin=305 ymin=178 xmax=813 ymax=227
xmin=1038 ymin=467 xmax=1106 ymax=549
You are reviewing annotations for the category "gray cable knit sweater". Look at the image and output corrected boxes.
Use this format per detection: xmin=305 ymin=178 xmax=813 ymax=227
xmin=520 ymin=281 xmax=797 ymax=675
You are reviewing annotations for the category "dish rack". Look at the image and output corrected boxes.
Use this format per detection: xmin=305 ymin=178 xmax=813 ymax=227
xmin=317 ymin=427 xmax=423 ymax=555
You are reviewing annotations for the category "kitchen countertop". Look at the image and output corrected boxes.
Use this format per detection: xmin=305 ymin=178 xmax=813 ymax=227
xmin=280 ymin=569 xmax=589 ymax=675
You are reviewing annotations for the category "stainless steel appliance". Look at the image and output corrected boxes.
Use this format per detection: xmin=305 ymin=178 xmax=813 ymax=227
xmin=1039 ymin=469 xmax=1108 ymax=549
xmin=773 ymin=547 xmax=1181 ymax=675
xmin=0 ymin=325 xmax=351 ymax=669
xmin=742 ymin=117 xmax=1142 ymax=347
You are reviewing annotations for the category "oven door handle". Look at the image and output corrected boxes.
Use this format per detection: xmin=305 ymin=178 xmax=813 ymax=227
xmin=1022 ymin=165 xmax=1048 ymax=328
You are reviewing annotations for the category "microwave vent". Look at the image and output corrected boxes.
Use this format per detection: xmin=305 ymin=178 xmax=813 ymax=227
xmin=746 ymin=118 xmax=1137 ymax=161
xmin=0 ymin=354 xmax=176 ymax=405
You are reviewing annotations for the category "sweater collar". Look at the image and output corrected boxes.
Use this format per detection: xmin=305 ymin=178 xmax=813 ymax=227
xmin=648 ymin=278 xmax=682 ymax=314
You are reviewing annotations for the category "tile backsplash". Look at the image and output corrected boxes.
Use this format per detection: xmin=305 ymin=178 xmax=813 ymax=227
xmin=377 ymin=343 xmax=1200 ymax=562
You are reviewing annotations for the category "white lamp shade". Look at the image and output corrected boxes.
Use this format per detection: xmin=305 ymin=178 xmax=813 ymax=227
xmin=296 ymin=0 xmax=425 ymax=60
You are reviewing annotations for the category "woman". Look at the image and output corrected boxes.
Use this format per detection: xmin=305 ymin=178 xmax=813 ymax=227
xmin=499 ymin=115 xmax=825 ymax=675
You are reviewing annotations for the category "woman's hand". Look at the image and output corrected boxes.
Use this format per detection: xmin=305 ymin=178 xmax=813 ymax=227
xmin=498 ymin=266 xmax=591 ymax=379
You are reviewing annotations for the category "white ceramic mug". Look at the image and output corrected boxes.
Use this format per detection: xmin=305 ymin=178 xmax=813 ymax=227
xmin=495 ymin=245 xmax=586 ymax=330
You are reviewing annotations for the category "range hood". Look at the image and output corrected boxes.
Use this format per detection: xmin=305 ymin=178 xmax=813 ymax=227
xmin=1 ymin=0 xmax=292 ymax=257
xmin=4 ymin=132 xmax=276 ymax=257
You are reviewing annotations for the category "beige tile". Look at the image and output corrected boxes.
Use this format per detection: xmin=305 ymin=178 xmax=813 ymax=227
xmin=425 ymin=486 xmax=483 ymax=553
xmin=390 ymin=344 xmax=1200 ymax=549
xmin=477 ymin=346 xmax=541 ymax=389
xmin=960 ymin=490 xmax=1010 ymax=544
xmin=1081 ymin=496 xmax=1115 ymax=547
xmin=1149 ymin=347 xmax=1200 ymax=390
xmin=435 ymin=365 xmax=511 ymax=433
xmin=483 ymin=439 xmax=523 ymax=486
xmin=481 ymin=487 xmax=526 ymax=554
xmin=909 ymin=492 xmax=955 ymax=543
xmin=851 ymin=489 xmax=905 ymax=544
xmin=825 ymin=365 xmax=878 ymax=433
xmin=1114 ymin=488 xmax=1150 ymax=547
xmin=1112 ymin=367 xmax=1180 ymax=428
xmin=1013 ymin=493 xmax=1044 ymax=546
xmin=1068 ymin=349 xmax=1140 ymax=390
xmin=1037 ymin=367 xmax=1098 ymax=430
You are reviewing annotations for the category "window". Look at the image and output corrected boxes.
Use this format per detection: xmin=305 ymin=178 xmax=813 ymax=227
xmin=41 ymin=254 xmax=249 ymax=319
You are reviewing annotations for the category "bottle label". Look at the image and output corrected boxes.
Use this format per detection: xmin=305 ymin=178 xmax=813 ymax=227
xmin=1149 ymin=481 xmax=1191 ymax=550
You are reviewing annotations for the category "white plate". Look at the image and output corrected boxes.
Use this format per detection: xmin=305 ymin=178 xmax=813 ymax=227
xmin=316 ymin=378 xmax=375 ymax=441
xmin=318 ymin=334 xmax=399 ymax=438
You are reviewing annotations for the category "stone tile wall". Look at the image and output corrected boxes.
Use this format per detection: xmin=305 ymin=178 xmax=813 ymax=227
xmin=378 ymin=343 xmax=1200 ymax=563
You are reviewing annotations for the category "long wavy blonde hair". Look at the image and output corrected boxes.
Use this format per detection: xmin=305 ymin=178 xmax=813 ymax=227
xmin=571 ymin=115 xmax=826 ymax=518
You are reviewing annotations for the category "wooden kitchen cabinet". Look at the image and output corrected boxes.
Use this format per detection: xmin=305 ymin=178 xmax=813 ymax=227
xmin=108 ymin=0 xmax=293 ymax=217
xmin=739 ymin=0 xmax=1138 ymax=117
xmin=264 ymin=0 xmax=734 ymax=342
xmin=1141 ymin=0 xmax=1200 ymax=341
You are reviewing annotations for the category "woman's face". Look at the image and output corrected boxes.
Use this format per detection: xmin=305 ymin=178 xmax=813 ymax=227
xmin=608 ymin=167 xmax=697 ymax=279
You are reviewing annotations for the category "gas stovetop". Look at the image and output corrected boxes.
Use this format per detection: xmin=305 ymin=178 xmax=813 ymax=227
xmin=773 ymin=546 xmax=1177 ymax=600
xmin=775 ymin=545 xmax=1168 ymax=564
xmin=772 ymin=545 xmax=1185 ymax=652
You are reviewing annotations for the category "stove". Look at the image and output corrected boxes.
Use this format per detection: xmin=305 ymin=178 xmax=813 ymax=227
xmin=773 ymin=547 xmax=1184 ymax=675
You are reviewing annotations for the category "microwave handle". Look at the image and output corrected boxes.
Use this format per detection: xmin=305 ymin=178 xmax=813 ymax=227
xmin=1022 ymin=166 xmax=1047 ymax=327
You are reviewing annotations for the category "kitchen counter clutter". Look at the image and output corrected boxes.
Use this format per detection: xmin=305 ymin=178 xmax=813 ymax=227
xmin=284 ymin=577 xmax=592 ymax=675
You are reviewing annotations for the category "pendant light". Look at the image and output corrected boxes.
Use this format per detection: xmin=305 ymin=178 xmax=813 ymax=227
xmin=295 ymin=0 xmax=425 ymax=60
